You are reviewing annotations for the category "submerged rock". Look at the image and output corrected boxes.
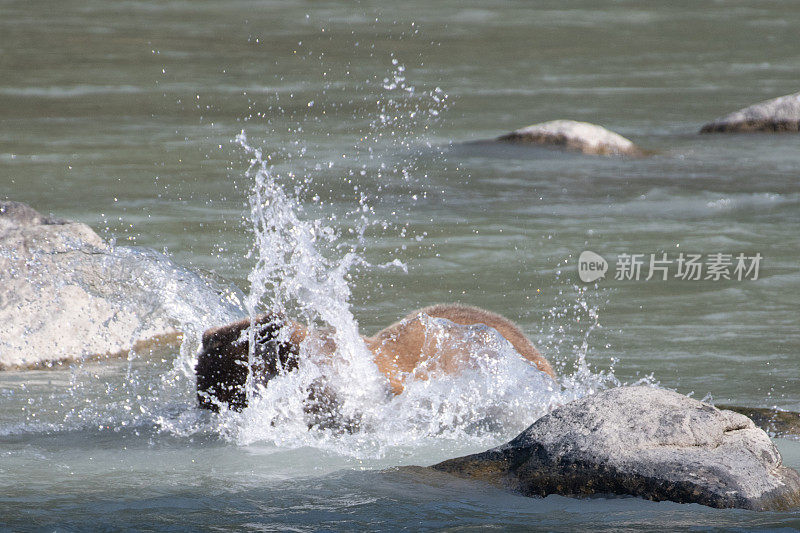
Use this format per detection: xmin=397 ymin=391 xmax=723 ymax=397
xmin=700 ymin=92 xmax=800 ymax=133
xmin=432 ymin=386 xmax=800 ymax=510
xmin=0 ymin=201 xmax=239 ymax=369
xmin=717 ymin=404 xmax=800 ymax=439
xmin=496 ymin=120 xmax=644 ymax=156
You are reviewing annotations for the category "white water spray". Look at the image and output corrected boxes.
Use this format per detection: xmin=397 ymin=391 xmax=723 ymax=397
xmin=205 ymin=62 xmax=621 ymax=457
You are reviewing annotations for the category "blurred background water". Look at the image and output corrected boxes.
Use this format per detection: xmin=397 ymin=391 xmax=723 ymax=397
xmin=1 ymin=0 xmax=799 ymax=530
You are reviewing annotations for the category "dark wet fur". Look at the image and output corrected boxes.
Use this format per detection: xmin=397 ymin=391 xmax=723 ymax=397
xmin=195 ymin=314 xmax=360 ymax=432
xmin=196 ymin=314 xmax=299 ymax=412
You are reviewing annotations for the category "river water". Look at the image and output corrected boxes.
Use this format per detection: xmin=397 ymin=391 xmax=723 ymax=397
xmin=1 ymin=0 xmax=799 ymax=530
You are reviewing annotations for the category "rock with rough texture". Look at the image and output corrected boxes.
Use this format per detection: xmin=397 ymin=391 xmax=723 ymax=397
xmin=496 ymin=120 xmax=644 ymax=156
xmin=0 ymin=201 xmax=240 ymax=369
xmin=700 ymin=92 xmax=800 ymax=133
xmin=432 ymin=386 xmax=800 ymax=510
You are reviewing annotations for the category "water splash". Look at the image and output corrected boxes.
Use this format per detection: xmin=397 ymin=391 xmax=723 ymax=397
xmin=1 ymin=61 xmax=623 ymax=457
xmin=203 ymin=62 xmax=620 ymax=458
xmin=236 ymin=128 xmax=388 ymax=432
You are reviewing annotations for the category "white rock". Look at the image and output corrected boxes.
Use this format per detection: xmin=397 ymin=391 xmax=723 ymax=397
xmin=0 ymin=201 xmax=241 ymax=369
xmin=497 ymin=120 xmax=644 ymax=156
xmin=700 ymin=92 xmax=800 ymax=133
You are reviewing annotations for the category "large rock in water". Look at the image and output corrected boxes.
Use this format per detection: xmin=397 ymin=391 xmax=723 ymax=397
xmin=0 ymin=201 xmax=239 ymax=369
xmin=432 ymin=386 xmax=800 ymax=510
xmin=496 ymin=120 xmax=644 ymax=156
xmin=700 ymin=92 xmax=800 ymax=133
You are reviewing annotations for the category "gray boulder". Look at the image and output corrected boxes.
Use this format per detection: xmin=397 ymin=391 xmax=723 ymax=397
xmin=432 ymin=386 xmax=800 ymax=510
xmin=700 ymin=92 xmax=800 ymax=133
xmin=496 ymin=120 xmax=645 ymax=156
xmin=0 ymin=201 xmax=240 ymax=369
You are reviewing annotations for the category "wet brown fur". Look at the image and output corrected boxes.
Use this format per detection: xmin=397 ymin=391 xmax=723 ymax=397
xmin=196 ymin=304 xmax=554 ymax=410
xmin=365 ymin=304 xmax=555 ymax=394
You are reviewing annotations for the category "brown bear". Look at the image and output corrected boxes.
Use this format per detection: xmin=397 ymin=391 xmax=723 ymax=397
xmin=195 ymin=304 xmax=555 ymax=413
xmin=364 ymin=304 xmax=554 ymax=394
